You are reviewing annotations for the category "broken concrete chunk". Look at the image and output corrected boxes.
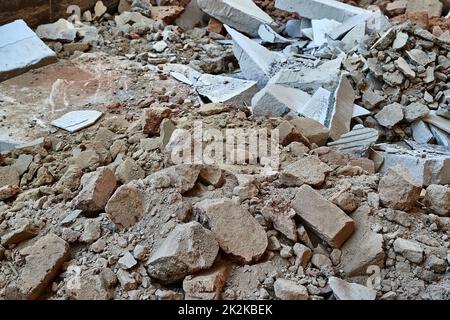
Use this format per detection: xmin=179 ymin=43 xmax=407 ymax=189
xmin=404 ymin=102 xmax=429 ymax=122
xmin=114 ymin=11 xmax=154 ymax=28
xmin=291 ymin=185 xmax=355 ymax=248
xmin=275 ymin=0 xmax=370 ymax=23
xmin=371 ymin=27 xmax=395 ymax=50
xmin=0 ymin=20 xmax=57 ymax=82
xmin=198 ymin=0 xmax=274 ymax=37
xmin=224 ymin=25 xmax=282 ymax=87
xmin=183 ymin=262 xmax=229 ymax=300
xmin=277 ymin=120 xmax=311 ymax=147
xmin=423 ymin=111 xmax=450 ymax=135
xmin=280 ymin=156 xmax=332 ymax=187
xmin=269 ymin=54 xmax=345 ymax=94
xmin=311 ymin=19 xmax=341 ymax=47
xmin=194 ymin=198 xmax=268 ymax=264
xmin=329 ymin=277 xmax=377 ymax=300
xmin=51 ymin=110 xmax=103 ymax=133
xmin=285 ymin=19 xmax=306 ymax=38
xmin=328 ymin=125 xmax=378 ymax=157
xmin=6 ymin=234 xmax=69 ymax=300
xmin=72 ymin=167 xmax=117 ymax=214
xmin=118 ymin=251 xmax=138 ymax=270
xmin=36 ymin=19 xmax=76 ymax=42
xmin=105 ymin=184 xmax=145 ymax=229
xmin=262 ymin=197 xmax=297 ymax=241
xmin=377 ymin=146 xmax=450 ymax=186
xmin=362 ymin=90 xmax=385 ymax=110
xmin=0 ymin=166 xmax=20 ymax=188
xmin=251 ymin=84 xmax=311 ymax=117
xmin=274 ymin=278 xmax=309 ymax=300
xmin=375 ymin=103 xmax=404 ymax=128
xmin=116 ymin=158 xmax=145 ymax=184
xmin=429 ymin=125 xmax=450 ymax=147
xmin=1 ymin=218 xmax=38 ymax=246
xmin=328 ymin=75 xmax=355 ymax=141
xmin=407 ymin=49 xmax=434 ymax=67
xmin=296 ymin=88 xmax=332 ymax=125
xmin=411 ymin=120 xmax=434 ymax=144
xmin=392 ymin=31 xmax=408 ymax=50
xmin=378 ymin=165 xmax=422 ymax=211
xmin=393 ymin=238 xmax=424 ymax=264
xmin=142 ymin=106 xmax=172 ymax=136
xmin=258 ymin=24 xmax=291 ymax=44
xmin=425 ymin=184 xmax=450 ymax=217
xmin=340 ymin=206 xmax=385 ymax=276
xmin=290 ymin=117 xmax=330 ymax=146
xmin=395 ymin=57 xmax=415 ymax=78
xmin=147 ymin=221 xmax=219 ymax=283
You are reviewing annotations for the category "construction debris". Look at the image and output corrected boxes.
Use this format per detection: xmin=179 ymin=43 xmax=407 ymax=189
xmin=0 ymin=20 xmax=57 ymax=82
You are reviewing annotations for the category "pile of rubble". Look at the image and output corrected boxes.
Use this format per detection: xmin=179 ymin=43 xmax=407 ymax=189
xmin=0 ymin=0 xmax=450 ymax=301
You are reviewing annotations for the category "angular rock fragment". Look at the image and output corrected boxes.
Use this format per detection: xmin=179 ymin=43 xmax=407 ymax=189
xmin=67 ymin=269 xmax=113 ymax=300
xmin=291 ymin=185 xmax=354 ymax=248
xmin=116 ymin=158 xmax=145 ymax=184
xmin=6 ymin=234 xmax=69 ymax=300
xmin=340 ymin=206 xmax=385 ymax=276
xmin=395 ymin=57 xmax=415 ymax=78
xmin=375 ymin=103 xmax=404 ymax=128
xmin=0 ymin=20 xmax=57 ymax=82
xmin=194 ymin=198 xmax=268 ymax=264
xmin=275 ymin=0 xmax=370 ymax=23
xmin=0 ymin=166 xmax=20 ymax=188
xmin=406 ymin=0 xmax=443 ymax=17
xmin=280 ymin=156 xmax=332 ymax=187
xmin=378 ymin=165 xmax=422 ymax=211
xmin=328 ymin=125 xmax=378 ymax=157
xmin=142 ymin=106 xmax=172 ymax=136
xmin=198 ymin=0 xmax=274 ymax=37
xmin=277 ymin=120 xmax=311 ymax=147
xmin=183 ymin=262 xmax=229 ymax=300
xmin=224 ymin=25 xmax=282 ymax=86
xmin=1 ymin=218 xmax=38 ymax=246
xmin=411 ymin=120 xmax=434 ymax=144
xmin=72 ymin=167 xmax=117 ymax=214
xmin=0 ymin=185 xmax=20 ymax=201
xmin=393 ymin=238 xmax=424 ymax=264
xmin=251 ymin=85 xmax=311 ymax=117
xmin=290 ymin=118 xmax=330 ymax=146
xmin=147 ymin=221 xmax=219 ymax=283
xmin=407 ymin=49 xmax=434 ymax=67
xmin=105 ymin=184 xmax=145 ymax=229
xmin=36 ymin=19 xmax=76 ymax=42
xmin=262 ymin=197 xmax=297 ymax=241
xmin=274 ymin=279 xmax=309 ymax=300
xmin=425 ymin=184 xmax=450 ymax=217
xmin=404 ymin=102 xmax=429 ymax=122
xmin=329 ymin=277 xmax=377 ymax=300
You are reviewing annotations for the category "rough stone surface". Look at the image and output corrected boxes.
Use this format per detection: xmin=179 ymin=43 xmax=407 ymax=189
xmin=378 ymin=165 xmax=422 ymax=211
xmin=291 ymin=185 xmax=355 ymax=248
xmin=195 ymin=198 xmax=268 ymax=264
xmin=105 ymin=184 xmax=145 ymax=229
xmin=280 ymin=156 xmax=332 ymax=187
xmin=393 ymin=238 xmax=424 ymax=264
xmin=146 ymin=221 xmax=219 ymax=283
xmin=425 ymin=184 xmax=450 ymax=217
xmin=329 ymin=277 xmax=377 ymax=300
xmin=274 ymin=278 xmax=309 ymax=300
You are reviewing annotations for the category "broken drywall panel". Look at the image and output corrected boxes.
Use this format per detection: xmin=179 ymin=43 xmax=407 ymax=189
xmin=0 ymin=20 xmax=57 ymax=82
xmin=375 ymin=145 xmax=450 ymax=186
xmin=411 ymin=120 xmax=434 ymax=144
xmin=195 ymin=74 xmax=258 ymax=105
xmin=51 ymin=110 xmax=103 ymax=133
xmin=285 ymin=19 xmax=311 ymax=38
xmin=328 ymin=75 xmax=355 ymax=140
xmin=297 ymin=87 xmax=332 ymax=125
xmin=352 ymin=104 xmax=371 ymax=118
xmin=224 ymin=25 xmax=283 ymax=87
xmin=251 ymin=84 xmax=311 ymax=117
xmin=423 ymin=111 xmax=450 ymax=134
xmin=341 ymin=22 xmax=366 ymax=51
xmin=198 ymin=0 xmax=274 ymax=37
xmin=258 ymin=24 xmax=291 ymax=44
xmin=311 ymin=19 xmax=342 ymax=47
xmin=275 ymin=0 xmax=370 ymax=23
xmin=328 ymin=125 xmax=378 ymax=156
xmin=268 ymin=53 xmax=345 ymax=94
xmin=429 ymin=124 xmax=450 ymax=147
xmin=328 ymin=13 xmax=371 ymax=40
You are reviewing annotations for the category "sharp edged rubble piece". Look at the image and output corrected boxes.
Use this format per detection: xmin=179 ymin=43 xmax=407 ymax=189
xmin=251 ymin=84 xmax=311 ymax=117
xmin=328 ymin=125 xmax=379 ymax=157
xmin=0 ymin=20 xmax=57 ymax=82
xmin=51 ymin=110 xmax=103 ymax=133
xmin=224 ymin=25 xmax=283 ymax=87
xmin=198 ymin=0 xmax=274 ymax=37
xmin=275 ymin=0 xmax=371 ymax=23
